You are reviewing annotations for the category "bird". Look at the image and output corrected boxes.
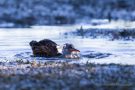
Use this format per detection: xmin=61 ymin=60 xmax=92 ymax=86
xmin=29 ymin=39 xmax=80 ymax=59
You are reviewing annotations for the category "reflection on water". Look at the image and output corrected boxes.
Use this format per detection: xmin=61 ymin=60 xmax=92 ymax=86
xmin=0 ymin=24 xmax=135 ymax=64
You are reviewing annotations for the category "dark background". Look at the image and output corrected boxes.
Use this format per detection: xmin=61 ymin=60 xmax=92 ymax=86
xmin=0 ymin=0 xmax=134 ymax=27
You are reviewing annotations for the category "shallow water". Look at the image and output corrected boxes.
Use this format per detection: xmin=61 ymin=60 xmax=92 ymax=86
xmin=0 ymin=20 xmax=135 ymax=65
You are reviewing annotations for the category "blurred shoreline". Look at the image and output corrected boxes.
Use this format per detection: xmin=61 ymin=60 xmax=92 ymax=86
xmin=0 ymin=0 xmax=135 ymax=27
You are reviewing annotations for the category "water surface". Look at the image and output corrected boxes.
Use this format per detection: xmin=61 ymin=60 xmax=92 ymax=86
xmin=0 ymin=20 xmax=135 ymax=65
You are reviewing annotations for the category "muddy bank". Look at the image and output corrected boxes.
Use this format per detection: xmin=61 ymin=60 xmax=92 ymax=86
xmin=0 ymin=60 xmax=134 ymax=90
